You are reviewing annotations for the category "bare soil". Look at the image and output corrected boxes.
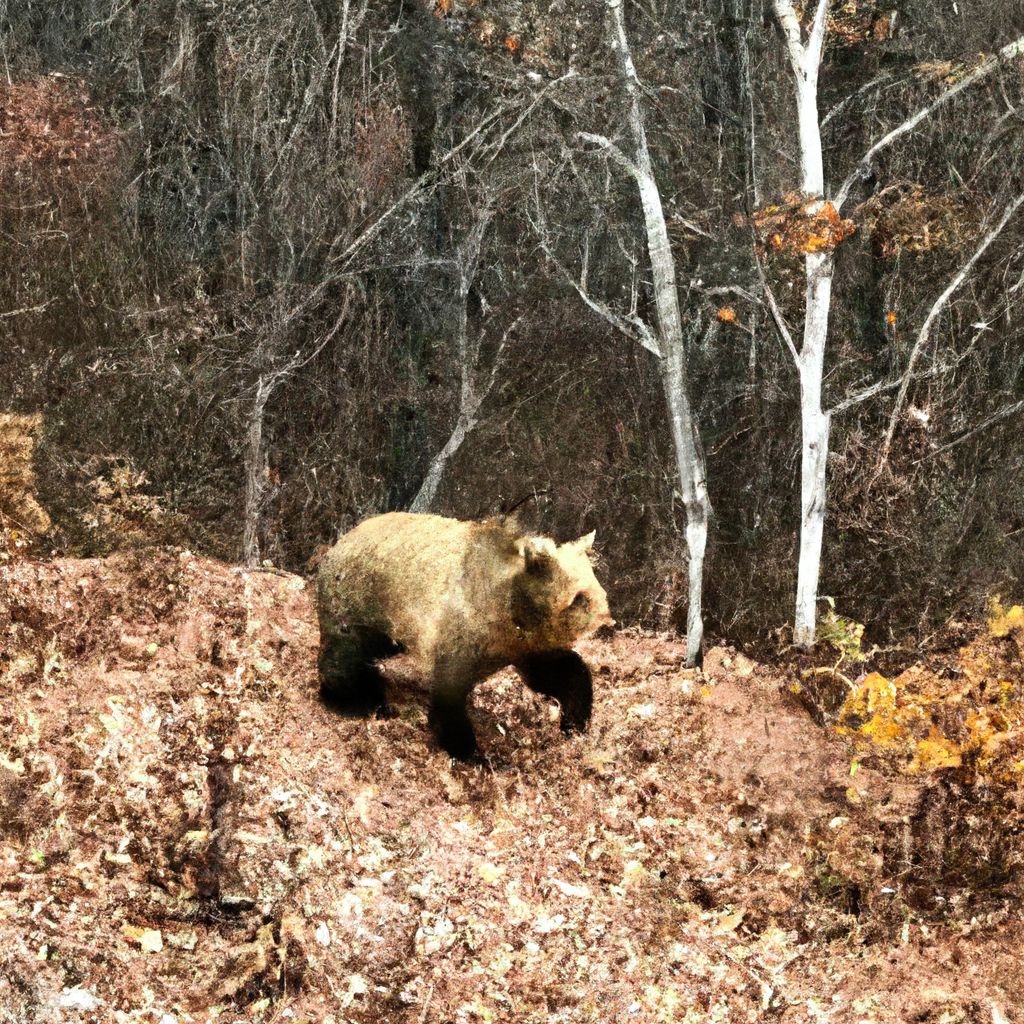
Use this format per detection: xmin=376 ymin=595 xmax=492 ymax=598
xmin=1 ymin=551 xmax=1022 ymax=1023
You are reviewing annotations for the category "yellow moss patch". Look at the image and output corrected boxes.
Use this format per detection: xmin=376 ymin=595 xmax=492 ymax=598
xmin=840 ymin=671 xmax=895 ymax=721
xmin=835 ymin=617 xmax=1024 ymax=786
xmin=989 ymin=599 xmax=1024 ymax=639
xmin=837 ymin=672 xmax=910 ymax=749
xmin=908 ymin=731 xmax=962 ymax=774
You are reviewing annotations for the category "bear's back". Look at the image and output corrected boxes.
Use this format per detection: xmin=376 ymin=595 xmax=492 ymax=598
xmin=317 ymin=513 xmax=506 ymax=664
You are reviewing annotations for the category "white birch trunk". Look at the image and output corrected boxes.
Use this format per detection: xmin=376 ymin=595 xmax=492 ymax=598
xmin=794 ymin=253 xmax=833 ymax=647
xmin=773 ymin=0 xmax=833 ymax=648
xmin=771 ymin=1 xmax=1020 ymax=646
xmin=609 ymin=0 xmax=710 ymax=666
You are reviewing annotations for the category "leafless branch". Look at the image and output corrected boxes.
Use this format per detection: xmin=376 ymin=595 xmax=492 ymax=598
xmin=835 ymin=35 xmax=1024 ymax=210
xmin=806 ymin=0 xmax=830 ymax=69
xmin=577 ymin=131 xmax=643 ymax=179
xmin=820 ymin=72 xmax=894 ymax=128
xmin=529 ymin=174 xmax=662 ymax=357
xmin=332 ymin=70 xmax=578 ymax=272
xmin=0 ymin=300 xmax=53 ymax=319
xmin=874 ymin=190 xmax=1024 ymax=471
xmin=926 ymin=399 xmax=1024 ymax=458
xmin=751 ymin=243 xmax=798 ymax=364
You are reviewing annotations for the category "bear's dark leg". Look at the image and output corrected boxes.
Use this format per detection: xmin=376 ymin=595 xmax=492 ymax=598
xmin=318 ymin=628 xmax=399 ymax=717
xmin=428 ymin=657 xmax=481 ymax=761
xmin=428 ymin=691 xmax=479 ymax=761
xmin=515 ymin=649 xmax=593 ymax=735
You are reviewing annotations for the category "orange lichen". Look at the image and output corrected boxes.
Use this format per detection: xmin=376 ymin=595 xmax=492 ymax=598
xmin=744 ymin=195 xmax=856 ymax=258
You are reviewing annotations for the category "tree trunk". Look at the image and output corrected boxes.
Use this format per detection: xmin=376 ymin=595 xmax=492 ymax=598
xmin=793 ymin=250 xmax=833 ymax=646
xmin=607 ymin=0 xmax=710 ymax=666
xmin=772 ymin=0 xmax=832 ymax=647
xmin=241 ymin=377 xmax=270 ymax=568
xmin=408 ymin=211 xmax=489 ymax=514
xmin=409 ymin=409 xmax=476 ymax=513
xmin=661 ymin=350 xmax=710 ymax=665
xmin=640 ymin=169 xmax=711 ymax=667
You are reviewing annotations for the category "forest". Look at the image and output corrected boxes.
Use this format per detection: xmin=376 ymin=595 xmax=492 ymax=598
xmin=2 ymin=0 xmax=1024 ymax=1021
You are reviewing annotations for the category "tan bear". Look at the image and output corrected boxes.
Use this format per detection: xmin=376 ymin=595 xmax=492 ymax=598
xmin=315 ymin=512 xmax=612 ymax=759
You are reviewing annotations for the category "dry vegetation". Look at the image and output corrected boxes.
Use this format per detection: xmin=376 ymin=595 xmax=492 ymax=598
xmin=2 ymin=552 xmax=1023 ymax=1023
xmin=2 ymin=2 xmax=1023 ymax=642
xmin=0 ymin=414 xmax=52 ymax=560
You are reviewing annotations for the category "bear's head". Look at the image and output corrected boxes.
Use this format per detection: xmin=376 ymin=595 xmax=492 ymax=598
xmin=511 ymin=531 xmax=612 ymax=647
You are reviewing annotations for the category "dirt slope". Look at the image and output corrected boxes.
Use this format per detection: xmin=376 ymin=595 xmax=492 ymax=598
xmin=1 ymin=551 xmax=1021 ymax=1023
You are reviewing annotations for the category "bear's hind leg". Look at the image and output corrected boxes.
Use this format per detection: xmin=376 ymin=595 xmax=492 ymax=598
xmin=318 ymin=628 xmax=399 ymax=717
xmin=515 ymin=649 xmax=593 ymax=735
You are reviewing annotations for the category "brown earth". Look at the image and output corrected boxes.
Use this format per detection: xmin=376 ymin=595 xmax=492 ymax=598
xmin=1 ymin=551 xmax=1022 ymax=1024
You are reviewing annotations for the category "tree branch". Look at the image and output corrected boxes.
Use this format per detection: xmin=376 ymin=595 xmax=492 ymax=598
xmin=529 ymin=170 xmax=662 ymax=358
xmin=927 ymin=399 xmax=1024 ymax=458
xmin=806 ymin=0 xmax=830 ymax=70
xmin=820 ymin=72 xmax=894 ymax=128
xmin=577 ymin=131 xmax=643 ymax=180
xmin=751 ymin=242 xmax=799 ymax=364
xmin=481 ymin=68 xmax=577 ymax=171
xmin=874 ymin=190 xmax=1024 ymax=470
xmin=772 ymin=0 xmax=808 ymax=76
xmin=835 ymin=35 xmax=1024 ymax=210
xmin=332 ymin=70 xmax=576 ymax=270
xmin=830 ymin=319 xmax=993 ymax=415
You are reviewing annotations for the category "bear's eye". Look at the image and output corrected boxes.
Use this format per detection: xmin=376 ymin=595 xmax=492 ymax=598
xmin=570 ymin=591 xmax=590 ymax=611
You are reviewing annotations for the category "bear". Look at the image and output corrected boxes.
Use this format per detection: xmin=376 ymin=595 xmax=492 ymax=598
xmin=315 ymin=512 xmax=612 ymax=760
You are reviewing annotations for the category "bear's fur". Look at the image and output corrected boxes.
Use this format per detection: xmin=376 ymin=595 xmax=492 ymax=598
xmin=315 ymin=512 xmax=612 ymax=759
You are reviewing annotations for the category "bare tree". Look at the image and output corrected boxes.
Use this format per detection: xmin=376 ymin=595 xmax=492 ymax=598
xmin=241 ymin=287 xmax=353 ymax=567
xmin=768 ymin=0 xmax=832 ymax=650
xmin=874 ymin=191 xmax=1024 ymax=477
xmin=539 ymin=0 xmax=714 ymax=666
xmin=409 ymin=203 xmax=520 ymax=513
xmin=769 ymin=0 xmax=1024 ymax=647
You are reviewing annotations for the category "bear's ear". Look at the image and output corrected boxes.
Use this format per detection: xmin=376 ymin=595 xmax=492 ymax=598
xmin=522 ymin=539 xmax=555 ymax=578
xmin=573 ymin=530 xmax=596 ymax=553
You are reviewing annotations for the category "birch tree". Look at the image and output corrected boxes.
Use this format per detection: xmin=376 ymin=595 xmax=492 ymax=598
xmin=768 ymin=0 xmax=1024 ymax=647
xmin=539 ymin=0 xmax=713 ymax=666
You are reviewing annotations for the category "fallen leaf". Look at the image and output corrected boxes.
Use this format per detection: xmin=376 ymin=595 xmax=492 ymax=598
xmin=548 ymin=877 xmax=591 ymax=899
xmin=478 ymin=861 xmax=503 ymax=884
xmin=122 ymin=924 xmax=163 ymax=953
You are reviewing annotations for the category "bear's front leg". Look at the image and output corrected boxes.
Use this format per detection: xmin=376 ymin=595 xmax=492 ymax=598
xmin=428 ymin=657 xmax=481 ymax=761
xmin=516 ymin=649 xmax=593 ymax=735
xmin=428 ymin=692 xmax=479 ymax=761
